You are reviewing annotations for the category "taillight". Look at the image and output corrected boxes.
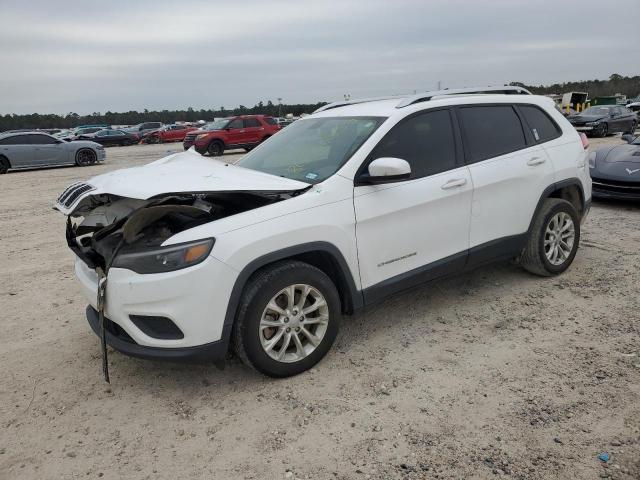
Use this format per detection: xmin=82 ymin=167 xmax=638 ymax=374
xmin=579 ymin=132 xmax=589 ymax=150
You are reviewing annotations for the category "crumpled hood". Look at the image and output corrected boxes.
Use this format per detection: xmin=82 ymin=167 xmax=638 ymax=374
xmin=568 ymin=114 xmax=606 ymax=123
xmin=55 ymin=149 xmax=310 ymax=215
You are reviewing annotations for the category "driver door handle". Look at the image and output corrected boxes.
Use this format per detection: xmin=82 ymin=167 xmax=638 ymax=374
xmin=441 ymin=178 xmax=467 ymax=190
xmin=527 ymin=156 xmax=546 ymax=166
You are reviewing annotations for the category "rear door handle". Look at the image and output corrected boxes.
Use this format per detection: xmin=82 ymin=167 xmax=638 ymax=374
xmin=527 ymin=156 xmax=546 ymax=166
xmin=441 ymin=178 xmax=467 ymax=190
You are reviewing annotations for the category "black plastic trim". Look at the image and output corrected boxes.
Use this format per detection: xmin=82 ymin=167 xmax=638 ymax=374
xmin=363 ymin=251 xmax=467 ymax=305
xmin=527 ymin=178 xmax=586 ymax=235
xmin=465 ymin=234 xmax=527 ymax=270
xmin=129 ymin=315 xmax=184 ymax=340
xmin=86 ymin=306 xmax=228 ymax=363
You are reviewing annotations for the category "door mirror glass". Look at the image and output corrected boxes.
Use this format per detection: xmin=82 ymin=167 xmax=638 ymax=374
xmin=365 ymin=157 xmax=411 ymax=183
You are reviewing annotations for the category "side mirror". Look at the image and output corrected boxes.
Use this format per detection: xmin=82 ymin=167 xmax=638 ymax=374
xmin=621 ymin=134 xmax=636 ymax=144
xmin=359 ymin=157 xmax=411 ymax=184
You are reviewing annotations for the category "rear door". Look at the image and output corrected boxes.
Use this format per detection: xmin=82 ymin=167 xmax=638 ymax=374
xmin=0 ymin=135 xmax=36 ymax=167
xmin=31 ymin=134 xmax=66 ymax=165
xmin=242 ymin=117 xmax=264 ymax=144
xmin=458 ymin=104 xmax=555 ymax=261
xmin=353 ymin=108 xmax=473 ymax=299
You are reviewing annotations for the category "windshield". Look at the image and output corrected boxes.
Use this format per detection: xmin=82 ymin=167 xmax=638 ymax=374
xmin=237 ymin=116 xmax=385 ymax=184
xmin=203 ymin=119 xmax=231 ymax=131
xmin=581 ymin=107 xmax=612 ymax=116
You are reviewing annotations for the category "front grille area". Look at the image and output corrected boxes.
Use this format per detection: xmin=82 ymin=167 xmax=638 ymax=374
xmin=57 ymin=182 xmax=95 ymax=208
xmin=592 ymin=177 xmax=640 ymax=197
xmin=184 ymin=133 xmax=197 ymax=143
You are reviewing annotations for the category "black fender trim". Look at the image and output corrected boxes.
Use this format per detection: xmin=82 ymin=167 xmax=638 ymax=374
xmin=219 ymin=241 xmax=363 ymax=352
xmin=527 ymin=178 xmax=586 ymax=235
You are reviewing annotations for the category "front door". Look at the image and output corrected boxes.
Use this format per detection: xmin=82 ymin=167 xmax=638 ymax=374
xmin=32 ymin=134 xmax=65 ymax=165
xmin=353 ymin=108 xmax=473 ymax=302
xmin=225 ymin=118 xmax=249 ymax=148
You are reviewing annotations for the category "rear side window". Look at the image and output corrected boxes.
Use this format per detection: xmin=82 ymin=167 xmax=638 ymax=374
xmin=29 ymin=134 xmax=57 ymax=145
xmin=2 ymin=135 xmax=35 ymax=145
xmin=368 ymin=109 xmax=457 ymax=179
xmin=244 ymin=118 xmax=260 ymax=128
xmin=460 ymin=105 xmax=526 ymax=163
xmin=263 ymin=117 xmax=276 ymax=125
xmin=519 ymin=105 xmax=561 ymax=143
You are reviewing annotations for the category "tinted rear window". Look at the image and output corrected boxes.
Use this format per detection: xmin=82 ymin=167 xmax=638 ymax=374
xmin=0 ymin=135 xmax=31 ymax=145
xmin=460 ymin=105 xmax=526 ymax=163
xmin=244 ymin=118 xmax=260 ymax=128
xmin=519 ymin=105 xmax=561 ymax=143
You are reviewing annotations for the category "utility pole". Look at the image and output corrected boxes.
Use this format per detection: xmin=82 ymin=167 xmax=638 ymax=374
xmin=277 ymin=98 xmax=283 ymax=118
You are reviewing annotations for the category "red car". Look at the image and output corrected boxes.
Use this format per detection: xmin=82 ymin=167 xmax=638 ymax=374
xmin=183 ymin=115 xmax=280 ymax=156
xmin=143 ymin=124 xmax=199 ymax=143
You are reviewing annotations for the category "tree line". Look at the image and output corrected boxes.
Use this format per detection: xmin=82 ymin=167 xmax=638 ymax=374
xmin=513 ymin=74 xmax=640 ymax=100
xmin=0 ymin=101 xmax=328 ymax=132
xmin=2 ymin=74 xmax=639 ymax=132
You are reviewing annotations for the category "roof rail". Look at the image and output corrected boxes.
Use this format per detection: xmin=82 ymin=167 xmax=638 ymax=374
xmin=313 ymin=95 xmax=405 ymax=113
xmin=395 ymin=86 xmax=532 ymax=108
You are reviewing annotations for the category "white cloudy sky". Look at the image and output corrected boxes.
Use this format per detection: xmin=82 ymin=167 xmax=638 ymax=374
xmin=0 ymin=0 xmax=638 ymax=114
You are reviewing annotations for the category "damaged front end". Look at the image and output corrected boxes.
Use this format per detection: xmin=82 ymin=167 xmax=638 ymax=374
xmin=57 ymin=181 xmax=307 ymax=381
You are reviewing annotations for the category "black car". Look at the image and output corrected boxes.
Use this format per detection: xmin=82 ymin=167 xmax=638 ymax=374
xmin=568 ymin=105 xmax=637 ymax=137
xmin=78 ymin=129 xmax=138 ymax=146
xmin=589 ymin=134 xmax=640 ymax=200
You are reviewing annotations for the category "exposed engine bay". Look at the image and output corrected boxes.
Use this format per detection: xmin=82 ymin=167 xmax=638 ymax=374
xmin=64 ymin=190 xmax=300 ymax=271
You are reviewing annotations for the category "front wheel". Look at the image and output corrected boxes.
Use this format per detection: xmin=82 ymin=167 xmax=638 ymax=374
xmin=207 ymin=141 xmax=224 ymax=156
xmin=626 ymin=121 xmax=637 ymax=135
xmin=596 ymin=122 xmax=608 ymax=137
xmin=520 ymin=198 xmax=580 ymax=276
xmin=75 ymin=148 xmax=96 ymax=166
xmin=232 ymin=261 xmax=341 ymax=377
xmin=0 ymin=156 xmax=10 ymax=174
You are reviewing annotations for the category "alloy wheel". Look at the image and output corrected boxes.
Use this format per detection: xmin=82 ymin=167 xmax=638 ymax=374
xmin=259 ymin=284 xmax=329 ymax=363
xmin=544 ymin=212 xmax=575 ymax=266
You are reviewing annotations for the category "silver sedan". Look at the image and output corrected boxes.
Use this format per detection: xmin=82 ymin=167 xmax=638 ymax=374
xmin=0 ymin=131 xmax=105 ymax=174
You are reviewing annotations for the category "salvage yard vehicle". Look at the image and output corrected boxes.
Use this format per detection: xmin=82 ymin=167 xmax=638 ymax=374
xmin=78 ymin=129 xmax=139 ymax=146
xmin=142 ymin=124 xmax=198 ymax=144
xmin=589 ymin=134 xmax=640 ymax=199
xmin=182 ymin=115 xmax=281 ymax=155
xmin=0 ymin=131 xmax=105 ymax=173
xmin=568 ymin=105 xmax=637 ymax=137
xmin=56 ymin=86 xmax=592 ymax=378
xmin=123 ymin=122 xmax=164 ymax=138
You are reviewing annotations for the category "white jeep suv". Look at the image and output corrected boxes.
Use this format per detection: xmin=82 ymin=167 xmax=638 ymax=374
xmin=56 ymin=86 xmax=592 ymax=378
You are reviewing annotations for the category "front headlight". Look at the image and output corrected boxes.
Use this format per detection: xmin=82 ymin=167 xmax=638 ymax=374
xmin=585 ymin=122 xmax=597 ymax=126
xmin=196 ymin=134 xmax=209 ymax=140
xmin=111 ymin=238 xmax=214 ymax=274
xmin=588 ymin=151 xmax=597 ymax=169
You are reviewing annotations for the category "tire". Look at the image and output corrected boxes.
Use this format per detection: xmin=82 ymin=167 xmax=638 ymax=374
xmin=232 ymin=260 xmax=341 ymax=377
xmin=596 ymin=122 xmax=608 ymax=137
xmin=75 ymin=148 xmax=96 ymax=167
xmin=207 ymin=141 xmax=224 ymax=156
xmin=625 ymin=121 xmax=637 ymax=135
xmin=520 ymin=198 xmax=580 ymax=277
xmin=120 ymin=139 xmax=133 ymax=146
xmin=0 ymin=156 xmax=10 ymax=174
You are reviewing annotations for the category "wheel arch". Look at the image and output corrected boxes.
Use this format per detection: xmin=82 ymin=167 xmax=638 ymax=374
xmin=0 ymin=154 xmax=11 ymax=168
xmin=527 ymin=178 xmax=586 ymax=235
xmin=221 ymin=242 xmax=363 ymax=345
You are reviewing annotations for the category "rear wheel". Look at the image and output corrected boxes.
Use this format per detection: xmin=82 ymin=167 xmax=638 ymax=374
xmin=520 ymin=198 xmax=580 ymax=276
xmin=75 ymin=149 xmax=96 ymax=167
xmin=0 ymin=156 xmax=10 ymax=174
xmin=232 ymin=261 xmax=340 ymax=377
xmin=120 ymin=139 xmax=133 ymax=146
xmin=626 ymin=121 xmax=637 ymax=135
xmin=207 ymin=141 xmax=224 ymax=156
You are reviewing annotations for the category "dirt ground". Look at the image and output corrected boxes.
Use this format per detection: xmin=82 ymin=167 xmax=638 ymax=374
xmin=1 ymin=137 xmax=639 ymax=480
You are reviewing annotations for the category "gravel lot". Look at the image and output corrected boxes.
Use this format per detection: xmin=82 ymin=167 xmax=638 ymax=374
xmin=1 ymin=138 xmax=639 ymax=480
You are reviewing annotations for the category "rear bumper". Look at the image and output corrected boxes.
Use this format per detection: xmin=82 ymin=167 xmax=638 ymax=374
xmin=86 ymin=306 xmax=230 ymax=363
